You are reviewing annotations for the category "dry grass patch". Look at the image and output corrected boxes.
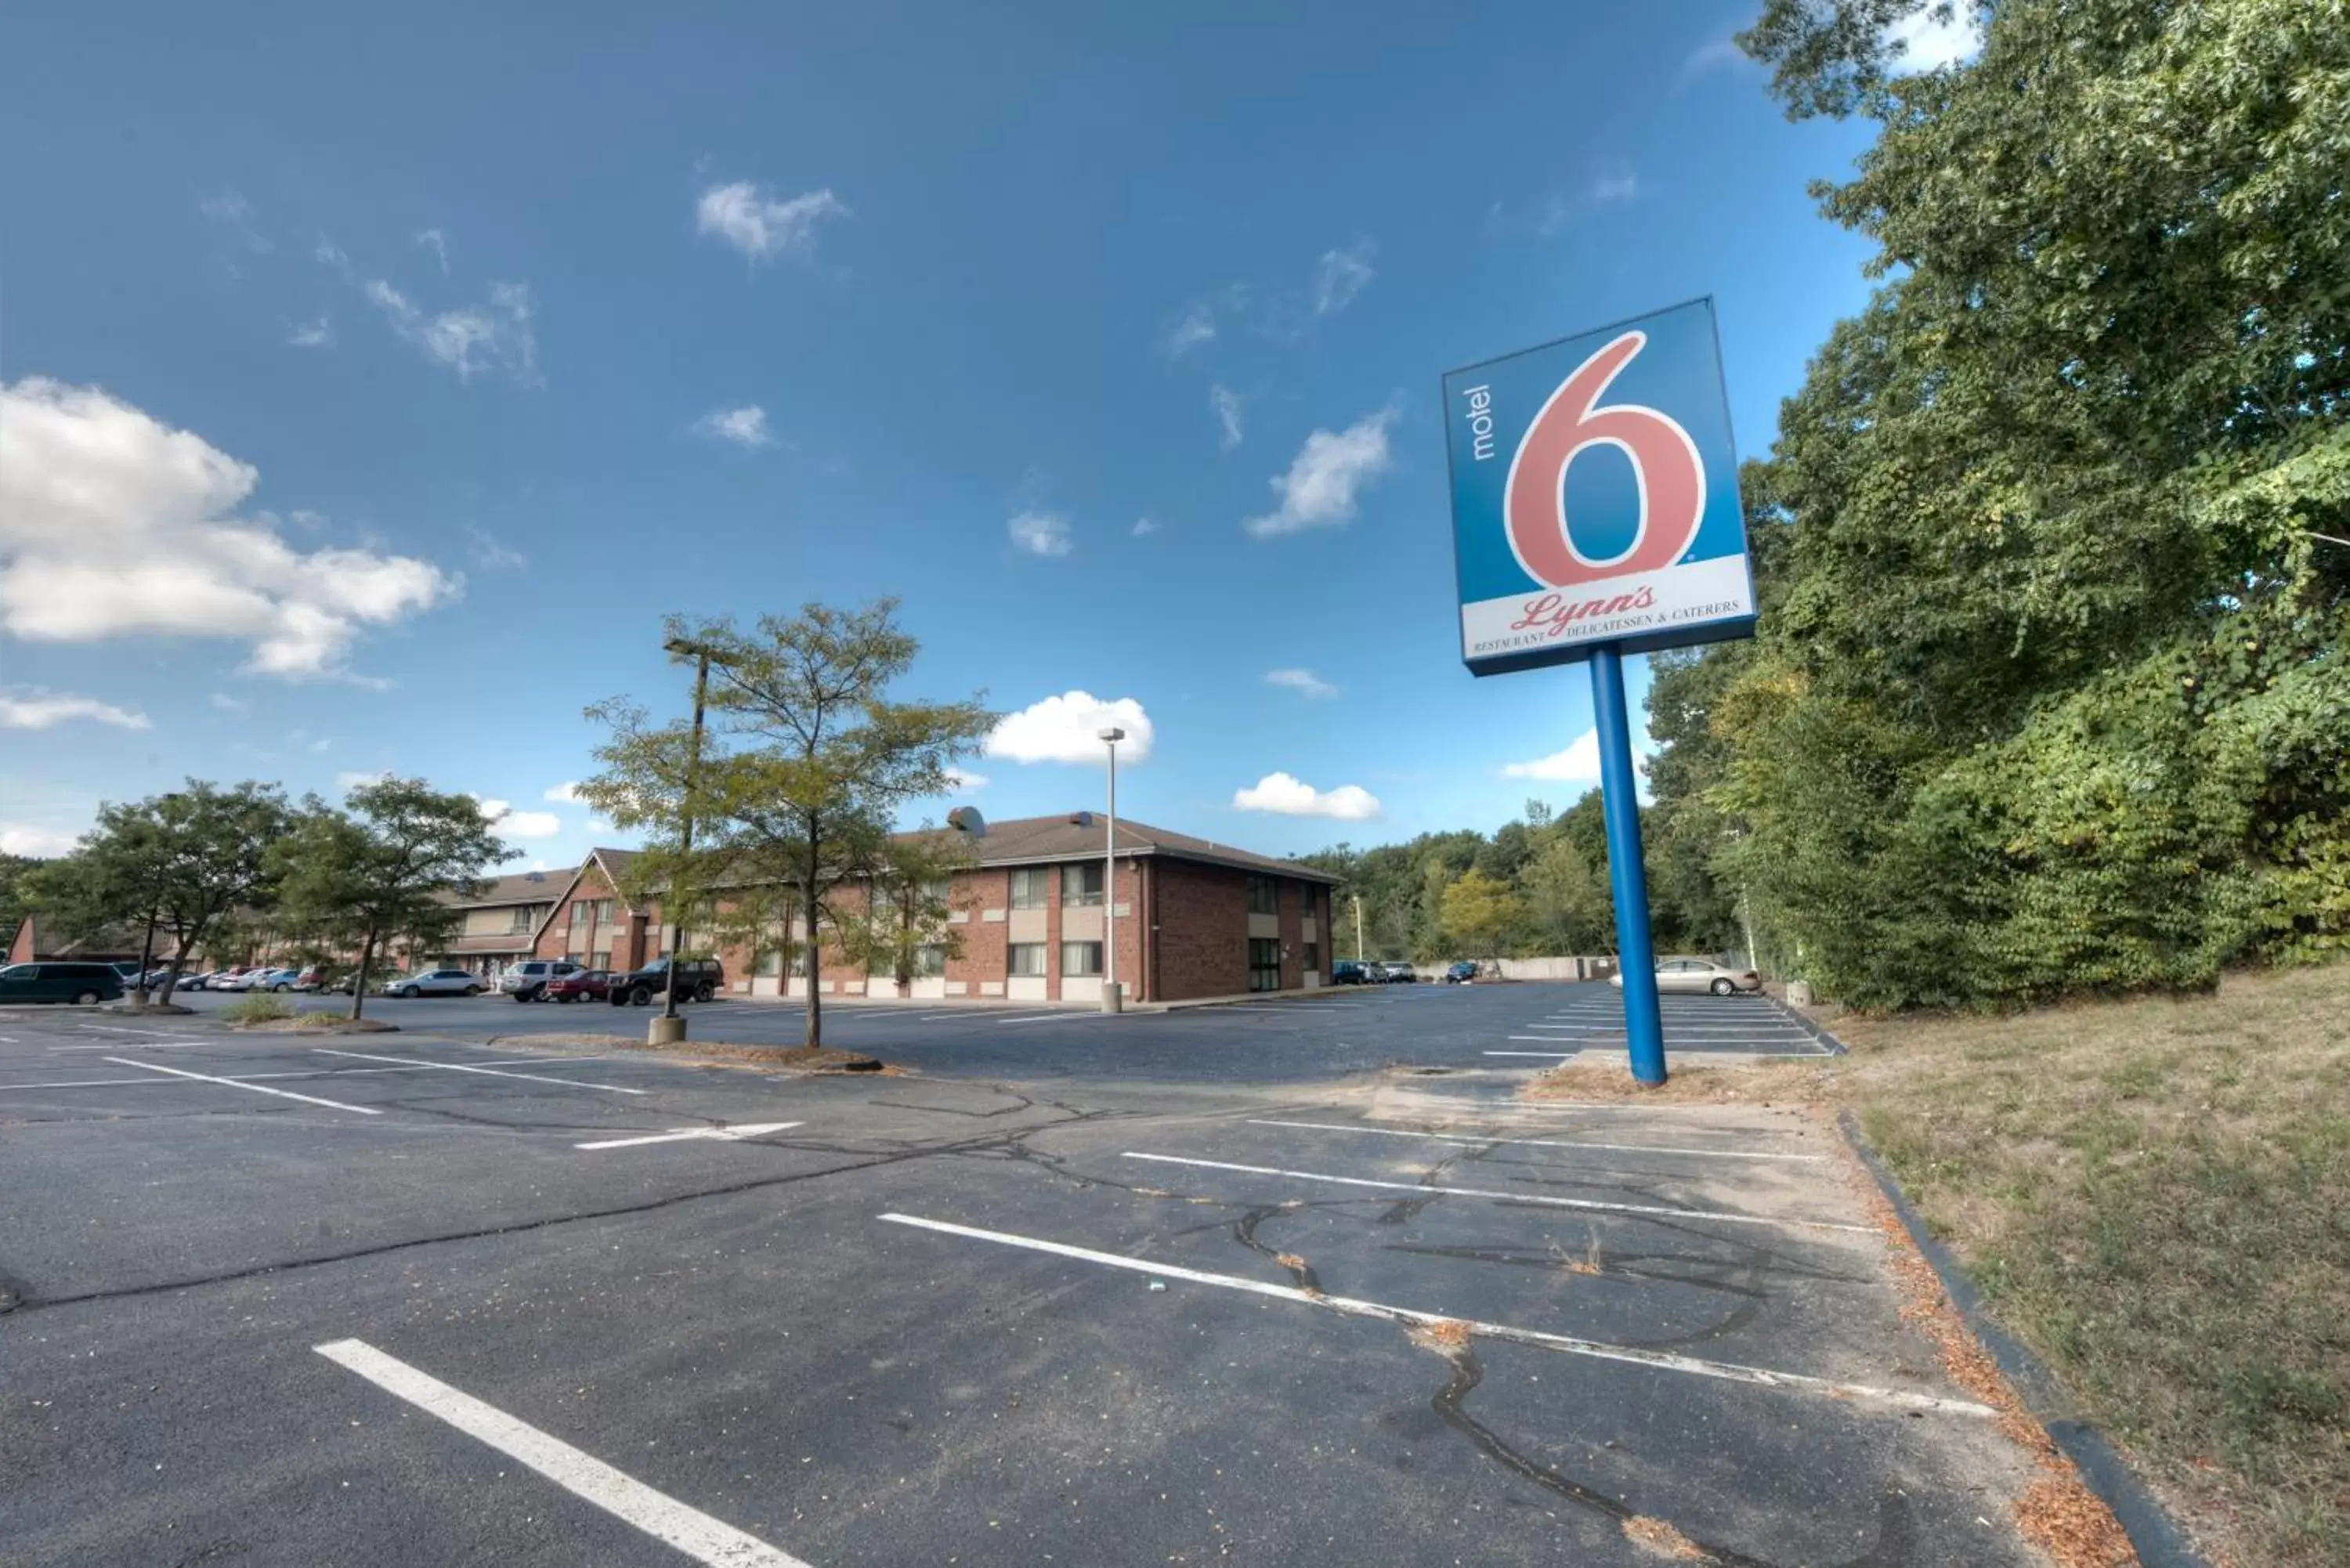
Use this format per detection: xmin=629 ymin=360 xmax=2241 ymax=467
xmin=1832 ymin=966 xmax=2350 ymax=1566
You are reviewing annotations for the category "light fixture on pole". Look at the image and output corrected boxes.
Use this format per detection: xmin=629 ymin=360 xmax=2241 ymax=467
xmin=1097 ymin=726 xmax=1126 ymax=1013
xmin=654 ymin=635 xmax=714 ymax=1046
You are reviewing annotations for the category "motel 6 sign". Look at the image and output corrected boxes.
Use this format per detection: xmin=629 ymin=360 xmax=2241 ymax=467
xmin=1442 ymin=297 xmax=1755 ymax=676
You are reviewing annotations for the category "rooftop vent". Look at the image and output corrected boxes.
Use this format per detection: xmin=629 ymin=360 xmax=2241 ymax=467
xmin=1069 ymin=811 xmax=1094 ymax=826
xmin=524 ymin=871 xmax=545 ymax=881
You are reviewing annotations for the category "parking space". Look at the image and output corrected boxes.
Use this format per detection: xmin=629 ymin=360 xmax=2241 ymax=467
xmin=2 ymin=993 xmax=2057 ymax=1568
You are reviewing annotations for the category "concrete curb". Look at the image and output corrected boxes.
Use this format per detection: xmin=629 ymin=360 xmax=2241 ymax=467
xmin=1838 ymin=1110 xmax=2209 ymax=1568
xmin=1765 ymin=992 xmax=1848 ymax=1054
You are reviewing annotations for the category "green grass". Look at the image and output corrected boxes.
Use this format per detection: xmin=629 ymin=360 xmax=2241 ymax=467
xmin=1841 ymin=965 xmax=2350 ymax=1566
xmin=217 ymin=992 xmax=293 ymax=1025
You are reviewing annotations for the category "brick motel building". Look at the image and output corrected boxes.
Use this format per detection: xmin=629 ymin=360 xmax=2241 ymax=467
xmin=435 ymin=813 xmax=1343 ymax=1006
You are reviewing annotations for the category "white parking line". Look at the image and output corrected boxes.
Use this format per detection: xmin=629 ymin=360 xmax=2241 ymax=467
xmin=878 ymin=1214 xmax=1983 ymax=1415
xmin=73 ymin=1024 xmax=186 ymax=1037
xmin=1120 ymin=1152 xmax=1874 ymax=1234
xmin=576 ymin=1122 xmax=802 ymax=1151
xmin=101 ymin=1057 xmax=382 ymax=1115
xmin=1246 ymin=1119 xmax=1831 ymax=1163
xmin=989 ymin=1011 xmax=1102 ymax=1025
xmin=50 ymin=1040 xmax=238 ymax=1052
xmin=0 ymin=1057 xmax=615 ymax=1094
xmin=313 ymin=1339 xmax=811 ymax=1566
xmin=313 ymin=1048 xmax=648 ymax=1093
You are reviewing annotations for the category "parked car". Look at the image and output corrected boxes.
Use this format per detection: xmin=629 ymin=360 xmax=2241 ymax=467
xmin=543 ymin=969 xmax=611 ymax=1004
xmin=0 ymin=962 xmax=126 ymax=1006
xmin=498 ymin=959 xmax=584 ymax=1003
xmin=1444 ymin=960 xmax=1480 ymax=984
xmin=1379 ymin=962 xmax=1417 ymax=984
xmin=210 ymin=967 xmax=257 ymax=992
xmin=381 ymin=969 xmax=486 ymax=999
xmin=292 ymin=966 xmax=332 ymax=992
xmin=607 ymin=957 xmax=724 ymax=1007
xmin=256 ymin=968 xmax=302 ymax=992
xmin=1611 ymin=956 xmax=1762 ymax=996
xmin=110 ymin=961 xmax=147 ymax=984
xmin=1331 ymin=959 xmax=1372 ymax=985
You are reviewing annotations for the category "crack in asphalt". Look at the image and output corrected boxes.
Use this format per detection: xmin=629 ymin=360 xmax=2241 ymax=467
xmin=7 ymin=1117 xmax=1089 ymax=1317
xmin=1419 ymin=1334 xmax=1918 ymax=1567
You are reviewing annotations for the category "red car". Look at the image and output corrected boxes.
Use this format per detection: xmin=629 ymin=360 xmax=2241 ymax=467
xmin=542 ymin=969 xmax=611 ymax=1004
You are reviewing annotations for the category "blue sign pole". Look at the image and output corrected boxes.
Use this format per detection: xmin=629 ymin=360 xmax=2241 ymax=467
xmin=1589 ymin=645 xmax=1665 ymax=1085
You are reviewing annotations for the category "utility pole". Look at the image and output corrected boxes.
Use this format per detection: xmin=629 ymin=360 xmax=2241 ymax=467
xmin=1097 ymin=726 xmax=1125 ymax=1011
xmin=658 ymin=638 xmax=714 ymax=1036
xmin=1354 ymin=891 xmax=1365 ymax=961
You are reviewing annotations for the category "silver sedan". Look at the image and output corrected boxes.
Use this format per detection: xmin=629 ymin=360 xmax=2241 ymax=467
xmin=1611 ymin=956 xmax=1763 ymax=996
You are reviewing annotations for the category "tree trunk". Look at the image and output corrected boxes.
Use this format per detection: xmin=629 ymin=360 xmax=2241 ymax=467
xmin=350 ymin=934 xmax=375 ymax=1022
xmin=133 ymin=913 xmax=157 ymax=1006
xmin=802 ymin=878 xmax=822 ymax=1049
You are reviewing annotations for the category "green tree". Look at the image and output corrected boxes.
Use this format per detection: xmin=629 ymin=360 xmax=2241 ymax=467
xmin=270 ymin=779 xmax=515 ymax=1021
xmin=1520 ymin=831 xmax=1614 ymax=956
xmin=831 ymin=829 xmax=978 ymax=995
xmin=21 ymin=782 xmax=293 ymax=1003
xmin=1439 ymin=869 xmax=1526 ymax=961
xmin=1629 ymin=0 xmax=2350 ymax=1008
xmin=0 ymin=851 xmax=45 ymax=956
xmin=583 ymin=602 xmax=990 ymax=1046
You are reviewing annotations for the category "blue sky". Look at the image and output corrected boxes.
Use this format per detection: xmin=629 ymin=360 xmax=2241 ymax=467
xmin=0 ymin=2 xmax=1923 ymax=869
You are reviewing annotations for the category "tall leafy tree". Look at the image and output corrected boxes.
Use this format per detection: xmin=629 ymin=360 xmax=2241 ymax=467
xmin=20 ymin=782 xmax=292 ymax=1002
xmin=270 ymin=779 xmax=514 ymax=1021
xmin=582 ymin=602 xmax=990 ymax=1046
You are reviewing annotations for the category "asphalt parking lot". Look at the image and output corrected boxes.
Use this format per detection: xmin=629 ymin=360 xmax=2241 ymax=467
xmin=0 ymin=986 xmax=2058 ymax=1567
xmin=136 ymin=977 xmax=1835 ymax=1082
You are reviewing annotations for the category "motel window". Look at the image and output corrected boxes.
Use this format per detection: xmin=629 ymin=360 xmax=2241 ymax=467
xmin=1303 ymin=942 xmax=1319 ymax=974
xmin=1297 ymin=885 xmax=1318 ymax=923
xmin=1245 ymin=875 xmax=1278 ymax=915
xmin=913 ymin=944 xmax=946 ymax=978
xmin=1248 ymin=938 xmax=1282 ymax=992
xmin=1008 ymin=943 xmax=1048 ymax=977
xmin=1061 ymin=941 xmax=1103 ymax=977
xmin=1010 ymin=868 xmax=1050 ymax=910
xmin=1062 ymin=862 xmax=1104 ymax=907
xmin=754 ymin=948 xmax=782 ymax=977
xmin=591 ymin=950 xmax=611 ymax=970
xmin=508 ymin=907 xmax=536 ymax=933
xmin=568 ymin=904 xmax=585 ymax=930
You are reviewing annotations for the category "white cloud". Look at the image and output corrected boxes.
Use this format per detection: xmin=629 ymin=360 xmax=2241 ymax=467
xmin=986 ymin=692 xmax=1154 ymax=764
xmin=1888 ymin=7 xmax=1982 ymax=70
xmin=363 ymin=278 xmax=539 ymax=384
xmin=479 ymin=799 xmax=562 ymax=838
xmin=0 ymin=691 xmax=150 ymax=731
xmin=209 ymin=692 xmax=251 ymax=714
xmin=288 ymin=316 xmax=334 ymax=349
xmin=415 ymin=228 xmax=450 ymax=274
xmin=1263 ymin=668 xmax=1338 ymax=700
xmin=945 ymin=768 xmax=987 ymax=792
xmin=335 ymin=770 xmax=392 ymax=791
xmin=315 ymin=239 xmax=349 ymax=271
xmin=1244 ymin=403 xmax=1400 ymax=538
xmin=1312 ymin=242 xmax=1376 ymax=316
xmin=696 ymin=181 xmax=848 ymax=261
xmin=0 ymin=822 xmax=81 ymax=856
xmin=199 ymin=191 xmax=272 ymax=253
xmin=1162 ymin=300 xmax=1219 ymax=357
xmin=1009 ymin=511 xmax=1073 ymax=558
xmin=0 ymin=378 xmax=454 ymax=680
xmin=1502 ymin=729 xmax=1601 ymax=782
xmin=467 ymin=528 xmax=527 ymax=571
xmin=1210 ymin=384 xmax=1245 ymax=450
xmin=1132 ymin=517 xmax=1160 ymax=537
xmin=543 ymin=781 xmax=584 ymax=803
xmin=695 ymin=405 xmax=773 ymax=448
xmin=1591 ymin=170 xmax=1640 ymax=203
xmin=1676 ymin=35 xmax=1748 ymax=90
xmin=1232 ymin=772 xmax=1381 ymax=821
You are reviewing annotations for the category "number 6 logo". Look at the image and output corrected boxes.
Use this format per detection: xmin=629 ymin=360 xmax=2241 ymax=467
xmin=1504 ymin=331 xmax=1706 ymax=589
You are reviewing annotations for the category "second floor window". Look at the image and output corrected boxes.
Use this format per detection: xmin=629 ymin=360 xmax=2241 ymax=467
xmin=1010 ymin=868 xmax=1050 ymax=909
xmin=508 ymin=907 xmax=537 ymax=934
xmin=1245 ymin=874 xmax=1278 ymax=915
xmin=1062 ymin=862 xmax=1104 ymax=907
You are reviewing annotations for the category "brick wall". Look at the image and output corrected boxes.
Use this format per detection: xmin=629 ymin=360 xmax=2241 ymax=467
xmin=533 ymin=862 xmax=644 ymax=970
xmin=945 ymin=867 xmax=1010 ymax=996
xmin=1154 ymin=857 xmax=1251 ymax=1000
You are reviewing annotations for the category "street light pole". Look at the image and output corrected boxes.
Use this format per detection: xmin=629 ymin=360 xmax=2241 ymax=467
xmin=660 ymin=639 xmax=713 ymax=1030
xmin=1097 ymin=726 xmax=1125 ymax=1012
xmin=1354 ymin=892 xmax=1365 ymax=961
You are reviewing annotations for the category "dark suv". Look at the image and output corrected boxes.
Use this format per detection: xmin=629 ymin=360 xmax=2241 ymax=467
xmin=0 ymin=961 xmax=126 ymax=1006
xmin=607 ymin=958 xmax=725 ymax=1006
